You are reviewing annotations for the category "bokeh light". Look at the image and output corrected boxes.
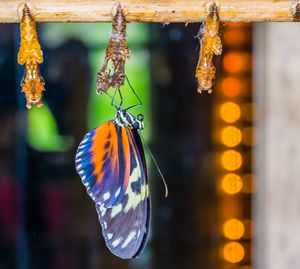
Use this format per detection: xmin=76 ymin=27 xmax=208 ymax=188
xmin=220 ymin=199 xmax=243 ymax=220
xmin=221 ymin=77 xmax=241 ymax=97
xmin=220 ymin=102 xmax=241 ymax=123
xmin=223 ymin=219 xmax=245 ymax=240
xmin=221 ymin=126 xmax=242 ymax=147
xmin=223 ymin=53 xmax=251 ymax=73
xmin=223 ymin=53 xmax=243 ymax=73
xmin=218 ymin=23 xmax=252 ymax=269
xmin=222 ymin=173 xmax=243 ymax=194
xmin=223 ymin=242 xmax=245 ymax=263
xmin=221 ymin=150 xmax=242 ymax=171
xmin=223 ymin=29 xmax=249 ymax=47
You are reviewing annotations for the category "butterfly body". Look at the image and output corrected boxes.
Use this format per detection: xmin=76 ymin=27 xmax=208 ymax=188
xmin=75 ymin=109 xmax=150 ymax=259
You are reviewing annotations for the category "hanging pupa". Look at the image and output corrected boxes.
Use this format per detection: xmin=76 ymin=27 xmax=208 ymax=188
xmin=195 ymin=3 xmax=222 ymax=93
xmin=17 ymin=4 xmax=45 ymax=109
xmin=96 ymin=4 xmax=130 ymax=94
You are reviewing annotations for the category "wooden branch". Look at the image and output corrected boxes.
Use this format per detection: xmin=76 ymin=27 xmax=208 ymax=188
xmin=1 ymin=0 xmax=300 ymax=23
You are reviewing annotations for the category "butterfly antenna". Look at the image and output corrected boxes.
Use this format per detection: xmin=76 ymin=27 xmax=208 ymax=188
xmin=140 ymin=134 xmax=168 ymax=198
xmin=125 ymin=75 xmax=142 ymax=111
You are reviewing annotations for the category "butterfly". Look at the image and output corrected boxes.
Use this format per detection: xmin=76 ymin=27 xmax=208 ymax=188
xmin=75 ymin=107 xmax=150 ymax=259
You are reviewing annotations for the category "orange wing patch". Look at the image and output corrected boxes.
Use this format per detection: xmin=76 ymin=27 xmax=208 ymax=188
xmin=89 ymin=122 xmax=131 ymax=206
xmin=91 ymin=121 xmax=119 ymax=184
xmin=121 ymin=126 xmax=131 ymax=190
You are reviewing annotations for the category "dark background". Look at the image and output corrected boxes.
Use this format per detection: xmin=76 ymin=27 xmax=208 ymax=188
xmin=0 ymin=22 xmax=252 ymax=269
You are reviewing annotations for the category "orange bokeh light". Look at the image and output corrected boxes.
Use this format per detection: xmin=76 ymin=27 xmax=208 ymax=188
xmin=221 ymin=126 xmax=242 ymax=147
xmin=223 ymin=30 xmax=247 ymax=47
xmin=223 ymin=242 xmax=245 ymax=263
xmin=222 ymin=173 xmax=243 ymax=194
xmin=223 ymin=53 xmax=251 ymax=74
xmin=221 ymin=150 xmax=242 ymax=171
xmin=223 ymin=219 xmax=245 ymax=240
xmin=221 ymin=77 xmax=241 ymax=97
xmin=220 ymin=102 xmax=241 ymax=123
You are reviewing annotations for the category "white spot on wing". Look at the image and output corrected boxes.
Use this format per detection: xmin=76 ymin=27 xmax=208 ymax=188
xmin=76 ymin=150 xmax=83 ymax=156
xmin=78 ymin=144 xmax=85 ymax=149
xmin=81 ymin=137 xmax=88 ymax=144
xmin=103 ymin=192 xmax=110 ymax=201
xmin=115 ymin=187 xmax=121 ymax=198
xmin=112 ymin=237 xmax=122 ymax=247
xmin=76 ymin=164 xmax=82 ymax=170
xmin=101 ymin=208 xmax=107 ymax=217
xmin=103 ymin=221 xmax=107 ymax=229
xmin=111 ymin=203 xmax=123 ymax=218
xmin=107 ymin=233 xmax=113 ymax=239
xmin=121 ymin=230 xmax=137 ymax=249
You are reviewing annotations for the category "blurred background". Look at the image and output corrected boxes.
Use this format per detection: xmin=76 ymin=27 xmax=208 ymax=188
xmin=0 ymin=20 xmax=298 ymax=269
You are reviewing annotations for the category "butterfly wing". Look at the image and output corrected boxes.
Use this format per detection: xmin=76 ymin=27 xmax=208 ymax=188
xmin=75 ymin=121 xmax=131 ymax=207
xmin=129 ymin=127 xmax=151 ymax=257
xmin=95 ymin=126 xmax=150 ymax=259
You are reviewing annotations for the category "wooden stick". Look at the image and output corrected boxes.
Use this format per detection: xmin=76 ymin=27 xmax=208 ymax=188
xmin=1 ymin=0 xmax=300 ymax=23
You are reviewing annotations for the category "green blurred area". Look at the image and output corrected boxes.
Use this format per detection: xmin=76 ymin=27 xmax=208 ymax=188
xmin=27 ymin=22 xmax=150 ymax=151
xmin=27 ymin=105 xmax=74 ymax=151
xmin=41 ymin=23 xmax=149 ymax=48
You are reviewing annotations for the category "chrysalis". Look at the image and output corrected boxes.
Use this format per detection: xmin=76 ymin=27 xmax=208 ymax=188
xmin=96 ymin=4 xmax=130 ymax=94
xmin=17 ymin=4 xmax=45 ymax=109
xmin=195 ymin=3 xmax=222 ymax=93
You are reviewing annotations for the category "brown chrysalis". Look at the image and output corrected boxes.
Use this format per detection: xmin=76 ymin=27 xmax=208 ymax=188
xmin=195 ymin=3 xmax=222 ymax=93
xmin=96 ymin=4 xmax=130 ymax=94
